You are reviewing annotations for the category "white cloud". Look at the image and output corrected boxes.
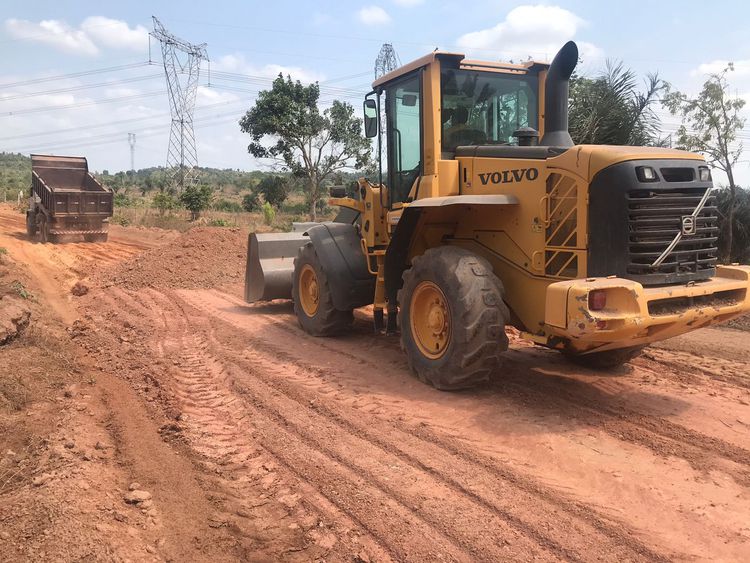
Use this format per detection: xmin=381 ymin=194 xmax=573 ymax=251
xmin=5 ymin=18 xmax=99 ymax=56
xmin=81 ymin=16 xmax=149 ymax=52
xmin=214 ymin=54 xmax=325 ymax=84
xmin=456 ymin=5 xmax=602 ymax=64
xmin=3 ymin=16 xmax=148 ymax=57
xmin=692 ymin=60 xmax=750 ymax=77
xmin=357 ymin=6 xmax=391 ymax=25
xmin=393 ymin=0 xmax=424 ymax=6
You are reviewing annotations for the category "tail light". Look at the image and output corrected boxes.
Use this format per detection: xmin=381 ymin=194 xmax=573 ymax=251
xmin=588 ymin=289 xmax=607 ymax=311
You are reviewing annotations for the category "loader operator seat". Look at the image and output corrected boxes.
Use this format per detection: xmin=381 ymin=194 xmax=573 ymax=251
xmin=445 ymin=106 xmax=486 ymax=150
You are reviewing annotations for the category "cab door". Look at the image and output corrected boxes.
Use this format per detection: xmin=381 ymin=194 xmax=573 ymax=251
xmin=385 ymin=72 xmax=422 ymax=206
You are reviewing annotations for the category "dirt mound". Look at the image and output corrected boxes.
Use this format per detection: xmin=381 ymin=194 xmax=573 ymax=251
xmin=100 ymin=227 xmax=247 ymax=290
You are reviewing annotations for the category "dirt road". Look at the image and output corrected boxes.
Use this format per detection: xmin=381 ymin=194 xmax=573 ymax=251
xmin=1 ymin=203 xmax=749 ymax=561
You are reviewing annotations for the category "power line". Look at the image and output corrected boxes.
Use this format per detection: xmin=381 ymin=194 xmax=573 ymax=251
xmin=0 ymin=74 xmax=162 ymax=102
xmin=0 ymin=90 xmax=166 ymax=117
xmin=0 ymin=62 xmax=151 ymax=89
xmin=0 ymin=99 xmax=246 ymax=142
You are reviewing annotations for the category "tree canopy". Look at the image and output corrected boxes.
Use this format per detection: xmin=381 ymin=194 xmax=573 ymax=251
xmin=569 ymin=62 xmax=665 ymax=146
xmin=239 ymin=74 xmax=371 ymax=220
xmin=663 ymin=65 xmax=747 ymax=258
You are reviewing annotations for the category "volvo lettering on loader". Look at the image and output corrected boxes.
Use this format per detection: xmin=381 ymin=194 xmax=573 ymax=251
xmin=245 ymin=41 xmax=750 ymax=390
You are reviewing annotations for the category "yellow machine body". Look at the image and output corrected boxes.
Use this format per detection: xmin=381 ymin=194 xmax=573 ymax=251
xmin=330 ymin=48 xmax=750 ymax=356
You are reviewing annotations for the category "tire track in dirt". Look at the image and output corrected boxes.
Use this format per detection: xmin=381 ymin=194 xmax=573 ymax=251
xmin=155 ymin=310 xmax=474 ymax=561
xmin=119 ymin=288 xmax=398 ymax=561
xmin=175 ymin=289 xmax=672 ymax=561
xmin=186 ymin=290 xmax=750 ymax=488
xmin=642 ymin=347 xmax=750 ymax=390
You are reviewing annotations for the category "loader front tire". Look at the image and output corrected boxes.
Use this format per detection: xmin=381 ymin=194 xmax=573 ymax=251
xmin=399 ymin=246 xmax=509 ymax=391
xmin=293 ymin=242 xmax=353 ymax=336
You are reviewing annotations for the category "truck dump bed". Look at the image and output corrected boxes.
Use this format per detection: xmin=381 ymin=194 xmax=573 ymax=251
xmin=27 ymin=154 xmax=113 ymax=242
xmin=31 ymin=155 xmax=113 ymax=218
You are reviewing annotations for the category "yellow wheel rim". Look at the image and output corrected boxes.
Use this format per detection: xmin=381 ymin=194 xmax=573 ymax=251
xmin=410 ymin=281 xmax=451 ymax=360
xmin=298 ymin=264 xmax=320 ymax=317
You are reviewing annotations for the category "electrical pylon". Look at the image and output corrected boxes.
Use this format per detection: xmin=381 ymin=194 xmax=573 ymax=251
xmin=150 ymin=17 xmax=209 ymax=190
xmin=374 ymin=43 xmax=401 ymax=79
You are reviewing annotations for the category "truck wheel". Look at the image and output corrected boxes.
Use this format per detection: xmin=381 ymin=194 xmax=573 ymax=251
xmin=564 ymin=345 xmax=645 ymax=369
xmin=26 ymin=212 xmax=37 ymax=237
xmin=38 ymin=215 xmax=49 ymax=244
xmin=293 ymin=242 xmax=353 ymax=336
xmin=398 ymin=246 xmax=509 ymax=390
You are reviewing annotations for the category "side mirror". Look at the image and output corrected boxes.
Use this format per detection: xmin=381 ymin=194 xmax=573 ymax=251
xmin=363 ymin=98 xmax=378 ymax=138
xmin=401 ymin=94 xmax=417 ymax=107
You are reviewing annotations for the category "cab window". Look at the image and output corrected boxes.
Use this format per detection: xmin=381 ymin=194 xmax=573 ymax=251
xmin=386 ymin=73 xmax=421 ymax=205
xmin=441 ymin=69 xmax=538 ymax=151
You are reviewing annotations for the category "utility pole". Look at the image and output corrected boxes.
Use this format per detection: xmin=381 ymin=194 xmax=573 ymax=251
xmin=128 ymin=133 xmax=136 ymax=173
xmin=150 ymin=17 xmax=209 ymax=191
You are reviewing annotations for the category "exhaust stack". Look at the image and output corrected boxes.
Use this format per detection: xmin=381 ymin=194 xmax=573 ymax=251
xmin=539 ymin=41 xmax=578 ymax=147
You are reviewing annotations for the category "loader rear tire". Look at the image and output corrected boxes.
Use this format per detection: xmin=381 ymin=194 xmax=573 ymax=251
xmin=293 ymin=242 xmax=353 ymax=336
xmin=399 ymin=246 xmax=509 ymax=391
xmin=564 ymin=345 xmax=645 ymax=369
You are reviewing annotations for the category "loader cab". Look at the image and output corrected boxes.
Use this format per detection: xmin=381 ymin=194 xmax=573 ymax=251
xmin=365 ymin=52 xmax=549 ymax=206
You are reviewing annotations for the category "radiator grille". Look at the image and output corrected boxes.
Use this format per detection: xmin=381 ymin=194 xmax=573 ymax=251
xmin=627 ymin=187 xmax=718 ymax=280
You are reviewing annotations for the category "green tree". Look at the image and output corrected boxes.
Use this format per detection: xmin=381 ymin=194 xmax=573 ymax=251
xmin=715 ymin=187 xmax=750 ymax=262
xmin=569 ymin=62 xmax=665 ymax=146
xmin=239 ymin=74 xmax=371 ymax=220
xmin=663 ymin=65 xmax=746 ymax=259
xmin=179 ymin=184 xmax=213 ymax=221
xmin=152 ymin=191 xmax=178 ymax=216
xmin=242 ymin=191 xmax=261 ymax=212
xmin=256 ymin=175 xmax=288 ymax=208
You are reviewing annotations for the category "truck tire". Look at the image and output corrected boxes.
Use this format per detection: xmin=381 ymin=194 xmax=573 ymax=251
xmin=564 ymin=345 xmax=645 ymax=369
xmin=26 ymin=211 xmax=37 ymax=237
xmin=37 ymin=215 xmax=49 ymax=244
xmin=398 ymin=246 xmax=509 ymax=391
xmin=292 ymin=242 xmax=353 ymax=336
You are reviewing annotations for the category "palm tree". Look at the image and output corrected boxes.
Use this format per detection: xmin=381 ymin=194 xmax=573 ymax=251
xmin=569 ymin=62 xmax=665 ymax=146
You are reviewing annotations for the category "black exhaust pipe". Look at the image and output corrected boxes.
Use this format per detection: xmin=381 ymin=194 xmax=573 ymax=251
xmin=539 ymin=41 xmax=578 ymax=147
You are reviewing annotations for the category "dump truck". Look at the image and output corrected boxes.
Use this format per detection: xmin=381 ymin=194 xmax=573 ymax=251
xmin=26 ymin=154 xmax=113 ymax=243
xmin=245 ymin=41 xmax=750 ymax=390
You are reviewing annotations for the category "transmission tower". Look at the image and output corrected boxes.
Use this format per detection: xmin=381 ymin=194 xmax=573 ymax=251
xmin=128 ymin=133 xmax=136 ymax=173
xmin=374 ymin=43 xmax=401 ymax=79
xmin=150 ymin=17 xmax=209 ymax=190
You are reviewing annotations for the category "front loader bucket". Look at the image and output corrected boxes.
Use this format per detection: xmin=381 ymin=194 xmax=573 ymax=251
xmin=244 ymin=232 xmax=309 ymax=302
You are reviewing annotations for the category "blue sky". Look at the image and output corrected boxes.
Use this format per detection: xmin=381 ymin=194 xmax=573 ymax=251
xmin=2 ymin=0 xmax=750 ymax=185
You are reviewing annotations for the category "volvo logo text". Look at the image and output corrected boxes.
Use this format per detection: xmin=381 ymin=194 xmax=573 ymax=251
xmin=478 ymin=168 xmax=539 ymax=186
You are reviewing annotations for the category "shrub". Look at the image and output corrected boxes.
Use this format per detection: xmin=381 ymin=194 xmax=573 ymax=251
xmin=152 ymin=191 xmax=179 ymax=215
xmin=256 ymin=176 xmax=288 ymax=208
xmin=213 ymin=198 xmax=243 ymax=213
xmin=262 ymin=201 xmax=276 ymax=225
xmin=179 ymin=184 xmax=213 ymax=220
xmin=111 ymin=215 xmax=131 ymax=226
xmin=113 ymin=192 xmax=134 ymax=207
xmin=208 ymin=218 xmax=235 ymax=227
xmin=242 ymin=191 xmax=261 ymax=212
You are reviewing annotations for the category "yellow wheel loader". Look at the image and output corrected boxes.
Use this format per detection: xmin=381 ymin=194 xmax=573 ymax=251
xmin=245 ymin=41 xmax=750 ymax=390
